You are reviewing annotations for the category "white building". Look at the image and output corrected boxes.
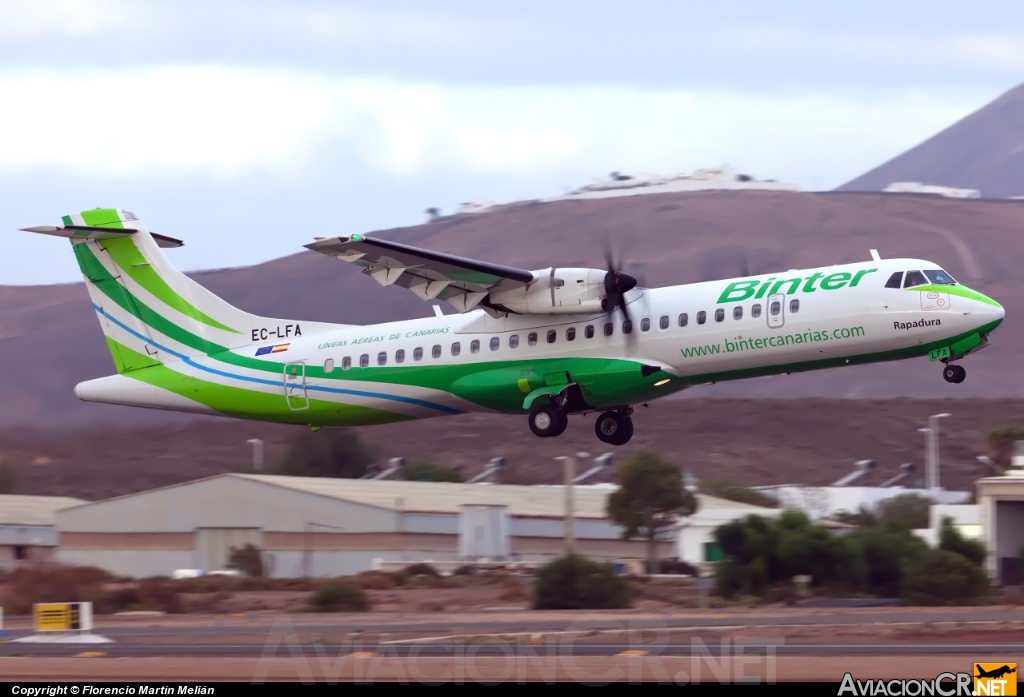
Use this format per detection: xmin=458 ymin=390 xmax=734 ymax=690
xmin=0 ymin=494 xmax=86 ymax=571
xmin=753 ymin=485 xmax=970 ymax=522
xmin=913 ymin=504 xmax=980 ymax=547
xmin=546 ymin=165 xmax=800 ymax=202
xmin=677 ymin=496 xmax=781 ymax=565
xmin=883 ymin=182 xmax=981 ymax=199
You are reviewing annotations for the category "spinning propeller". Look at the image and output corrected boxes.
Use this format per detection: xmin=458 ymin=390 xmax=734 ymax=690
xmin=601 ymin=243 xmax=639 ymax=343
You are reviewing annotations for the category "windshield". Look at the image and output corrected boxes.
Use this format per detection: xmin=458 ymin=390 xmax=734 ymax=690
xmin=924 ymin=269 xmax=957 ymax=285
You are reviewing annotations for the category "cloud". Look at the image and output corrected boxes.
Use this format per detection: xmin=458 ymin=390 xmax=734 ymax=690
xmin=0 ymin=65 xmax=989 ymax=188
xmin=0 ymin=0 xmax=160 ymax=39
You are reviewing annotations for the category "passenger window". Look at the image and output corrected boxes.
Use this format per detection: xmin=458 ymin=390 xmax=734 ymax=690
xmin=623 ymin=319 xmax=633 ymax=334
xmin=413 ymin=347 xmax=423 ymax=361
xmin=528 ymin=332 xmax=538 ymax=346
xmin=509 ymin=334 xmax=519 ymax=348
xmin=342 ymin=356 xmax=352 ymax=370
xmin=790 ymin=299 xmax=800 ymax=313
xmin=585 ymin=325 xmax=595 ymax=338
xmin=751 ymin=304 xmax=761 ymax=318
xmin=324 ymin=358 xmax=335 ymax=373
xmin=604 ymin=322 xmax=614 ymax=336
xmin=885 ymin=271 xmax=904 ymax=289
xmin=547 ymin=330 xmax=556 ymax=343
xmin=771 ymin=301 xmax=781 ymax=316
xmin=641 ymin=317 xmax=651 ymax=332
xmin=697 ymin=311 xmax=706 ymax=325
xmin=659 ymin=315 xmax=669 ymax=330
xmin=396 ymin=349 xmax=405 ymax=364
xmin=903 ymin=270 xmax=927 ymax=288
xmin=360 ymin=354 xmax=369 ymax=368
xmin=377 ymin=352 xmax=387 ymax=366
xmin=715 ymin=309 xmax=724 ymax=322
xmin=489 ymin=337 xmax=499 ymax=351
xmin=566 ymin=327 xmax=576 ymax=341
xmin=679 ymin=313 xmax=688 ymax=327
xmin=733 ymin=306 xmax=742 ymax=320
xmin=432 ymin=345 xmax=442 ymax=358
xmin=470 ymin=340 xmax=480 ymax=354
xmin=451 ymin=342 xmax=461 ymax=356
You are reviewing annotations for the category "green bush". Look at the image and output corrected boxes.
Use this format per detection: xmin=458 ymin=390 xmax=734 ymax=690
xmin=309 ymin=579 xmax=369 ymax=612
xmin=403 ymin=563 xmax=441 ymax=578
xmin=398 ymin=462 xmax=465 ymax=482
xmin=902 ymin=550 xmax=990 ymax=605
xmin=532 ymin=554 xmax=631 ymax=610
xmin=938 ymin=517 xmax=986 ymax=567
xmin=227 ymin=544 xmax=264 ymax=577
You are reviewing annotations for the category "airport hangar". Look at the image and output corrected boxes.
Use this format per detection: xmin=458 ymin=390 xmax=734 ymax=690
xmin=52 ymin=475 xmax=775 ymax=578
xmin=0 ymin=494 xmax=85 ymax=571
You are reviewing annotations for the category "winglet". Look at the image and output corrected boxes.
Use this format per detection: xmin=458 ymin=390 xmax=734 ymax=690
xmin=870 ymin=249 xmax=881 ymax=261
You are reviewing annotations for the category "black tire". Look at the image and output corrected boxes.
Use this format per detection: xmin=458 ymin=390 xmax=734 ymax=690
xmin=943 ymin=365 xmax=958 ymax=383
xmin=952 ymin=365 xmax=966 ymax=383
xmin=595 ymin=411 xmax=633 ymax=445
xmin=529 ymin=403 xmax=567 ymax=438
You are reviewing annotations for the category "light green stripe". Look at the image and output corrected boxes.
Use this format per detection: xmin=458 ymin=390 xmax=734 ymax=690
xmin=99 ymin=237 xmax=240 ymax=334
xmin=909 ymin=284 xmax=1002 ymax=308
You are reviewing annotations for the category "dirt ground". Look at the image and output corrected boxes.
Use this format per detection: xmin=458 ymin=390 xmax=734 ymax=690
xmin=2 ymin=398 xmax=1022 ymax=500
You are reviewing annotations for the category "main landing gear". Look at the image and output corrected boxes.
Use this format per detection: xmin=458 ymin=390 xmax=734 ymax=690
xmin=528 ymin=402 xmax=568 ymax=438
xmin=594 ymin=409 xmax=634 ymax=446
xmin=527 ymin=402 xmax=636 ymax=445
xmin=943 ymin=363 xmax=966 ymax=384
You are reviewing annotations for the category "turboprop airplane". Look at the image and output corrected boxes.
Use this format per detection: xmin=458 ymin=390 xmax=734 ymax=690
xmin=21 ymin=208 xmax=1004 ymax=446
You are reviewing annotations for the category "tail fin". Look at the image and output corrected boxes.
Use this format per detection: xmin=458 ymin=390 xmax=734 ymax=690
xmin=23 ymin=208 xmax=337 ymax=374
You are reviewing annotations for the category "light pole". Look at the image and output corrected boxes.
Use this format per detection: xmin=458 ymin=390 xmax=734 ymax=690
xmin=247 ymin=439 xmax=263 ymax=472
xmin=929 ymin=413 xmax=951 ymax=490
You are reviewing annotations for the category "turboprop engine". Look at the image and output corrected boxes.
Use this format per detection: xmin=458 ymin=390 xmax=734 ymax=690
xmin=487 ymin=267 xmax=637 ymax=315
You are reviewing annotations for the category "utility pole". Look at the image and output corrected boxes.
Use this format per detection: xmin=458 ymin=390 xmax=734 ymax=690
xmin=929 ymin=413 xmax=951 ymax=490
xmin=557 ymin=455 xmax=576 ymax=553
xmin=247 ymin=439 xmax=263 ymax=472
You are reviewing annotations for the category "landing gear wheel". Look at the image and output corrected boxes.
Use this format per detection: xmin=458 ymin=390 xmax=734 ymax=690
xmin=943 ymin=364 xmax=966 ymax=384
xmin=595 ymin=411 xmax=634 ymax=445
xmin=529 ymin=402 xmax=568 ymax=438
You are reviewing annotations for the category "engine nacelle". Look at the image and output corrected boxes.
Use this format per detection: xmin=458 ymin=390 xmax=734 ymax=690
xmin=489 ymin=268 xmax=608 ymax=315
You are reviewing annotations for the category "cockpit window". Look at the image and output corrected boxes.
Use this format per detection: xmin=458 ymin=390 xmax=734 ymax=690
xmin=924 ymin=269 xmax=957 ymax=285
xmin=884 ymin=272 xmax=903 ymax=289
xmin=903 ymin=270 xmax=928 ymax=288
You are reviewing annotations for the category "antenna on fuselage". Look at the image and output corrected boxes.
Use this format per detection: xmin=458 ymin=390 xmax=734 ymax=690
xmin=870 ymin=249 xmax=881 ymax=261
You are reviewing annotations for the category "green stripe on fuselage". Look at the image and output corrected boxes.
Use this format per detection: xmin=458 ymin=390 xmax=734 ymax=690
xmin=98 ymin=237 xmax=239 ymax=334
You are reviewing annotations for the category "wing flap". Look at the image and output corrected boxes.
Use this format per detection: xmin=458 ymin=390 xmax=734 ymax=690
xmin=305 ymin=234 xmax=535 ymax=312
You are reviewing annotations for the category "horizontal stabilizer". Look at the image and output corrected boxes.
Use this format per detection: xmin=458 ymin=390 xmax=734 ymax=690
xmin=21 ymin=225 xmax=183 ymax=248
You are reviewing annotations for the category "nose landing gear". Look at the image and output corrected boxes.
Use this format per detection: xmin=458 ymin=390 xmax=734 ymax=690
xmin=943 ymin=363 xmax=966 ymax=384
xmin=595 ymin=409 xmax=634 ymax=446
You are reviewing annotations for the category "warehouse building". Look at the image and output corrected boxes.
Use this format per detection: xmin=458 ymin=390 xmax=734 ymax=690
xmin=54 ymin=474 xmax=772 ymax=579
xmin=56 ymin=474 xmax=704 ymax=578
xmin=0 ymin=494 xmax=86 ymax=571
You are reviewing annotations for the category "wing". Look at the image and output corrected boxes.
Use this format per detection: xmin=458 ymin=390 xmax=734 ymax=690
xmin=305 ymin=234 xmax=536 ymax=314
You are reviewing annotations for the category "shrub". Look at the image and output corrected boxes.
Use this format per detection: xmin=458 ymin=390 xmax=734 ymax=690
xmin=103 ymin=578 xmax=182 ymax=614
xmin=902 ymin=550 xmax=990 ymax=606
xmin=227 ymin=544 xmax=264 ymax=578
xmin=2 ymin=566 xmax=115 ymax=614
xmin=938 ymin=517 xmax=986 ymax=567
xmin=403 ymin=563 xmax=441 ymax=578
xmin=453 ymin=565 xmax=477 ymax=577
xmin=310 ymin=580 xmax=370 ymax=612
xmin=532 ymin=554 xmax=631 ymax=610
xmin=650 ymin=559 xmax=699 ymax=575
xmin=698 ymin=478 xmax=777 ymax=508
xmin=355 ymin=571 xmax=397 ymax=590
xmin=398 ymin=462 xmax=465 ymax=483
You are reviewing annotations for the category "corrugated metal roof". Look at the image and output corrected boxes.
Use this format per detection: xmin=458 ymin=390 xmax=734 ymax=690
xmin=231 ymin=474 xmax=772 ymax=519
xmin=0 ymin=494 xmax=87 ymax=526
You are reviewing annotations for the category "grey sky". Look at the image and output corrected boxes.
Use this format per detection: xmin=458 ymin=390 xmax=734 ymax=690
xmin=2 ymin=1 xmax=1022 ymax=285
